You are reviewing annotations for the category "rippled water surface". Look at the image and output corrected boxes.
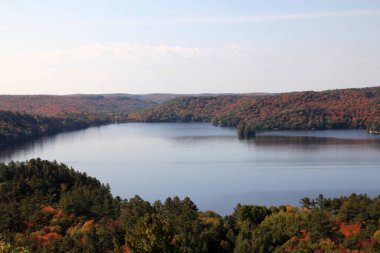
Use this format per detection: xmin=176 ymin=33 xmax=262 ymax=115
xmin=1 ymin=123 xmax=380 ymax=214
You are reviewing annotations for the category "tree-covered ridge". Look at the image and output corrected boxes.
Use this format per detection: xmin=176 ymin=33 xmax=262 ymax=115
xmin=0 ymin=94 xmax=196 ymax=148
xmin=131 ymin=86 xmax=380 ymax=132
xmin=0 ymin=159 xmax=120 ymax=252
xmin=1 ymin=87 xmax=379 ymax=148
xmin=0 ymin=94 xmax=158 ymax=148
xmin=0 ymin=95 xmax=156 ymax=117
xmin=0 ymin=159 xmax=379 ymax=253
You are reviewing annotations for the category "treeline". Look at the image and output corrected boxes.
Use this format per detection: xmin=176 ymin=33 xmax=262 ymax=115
xmin=131 ymin=86 xmax=380 ymax=135
xmin=0 ymin=111 xmax=113 ymax=148
xmin=368 ymin=120 xmax=380 ymax=133
xmin=0 ymin=94 xmax=156 ymax=117
xmin=0 ymin=159 xmax=379 ymax=253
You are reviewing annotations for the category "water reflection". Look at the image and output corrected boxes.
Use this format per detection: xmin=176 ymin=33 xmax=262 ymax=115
xmin=0 ymin=123 xmax=379 ymax=215
xmin=0 ymin=129 xmax=90 ymax=162
xmin=253 ymin=135 xmax=380 ymax=146
xmin=0 ymin=136 xmax=54 ymax=162
xmin=168 ymin=130 xmax=380 ymax=148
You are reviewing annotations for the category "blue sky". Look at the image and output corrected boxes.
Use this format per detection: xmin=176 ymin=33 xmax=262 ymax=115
xmin=1 ymin=0 xmax=380 ymax=94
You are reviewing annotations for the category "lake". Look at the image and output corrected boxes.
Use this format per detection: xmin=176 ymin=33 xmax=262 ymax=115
xmin=1 ymin=123 xmax=380 ymax=215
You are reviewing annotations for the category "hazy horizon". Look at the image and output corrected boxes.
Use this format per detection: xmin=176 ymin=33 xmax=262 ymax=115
xmin=0 ymin=85 xmax=379 ymax=96
xmin=1 ymin=1 xmax=380 ymax=94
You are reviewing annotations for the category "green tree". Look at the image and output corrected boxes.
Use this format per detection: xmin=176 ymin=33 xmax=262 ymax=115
xmin=125 ymin=213 xmax=173 ymax=253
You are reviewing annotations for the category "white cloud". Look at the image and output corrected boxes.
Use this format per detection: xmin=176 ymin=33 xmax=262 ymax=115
xmin=0 ymin=43 xmax=379 ymax=94
xmin=0 ymin=43 xmax=260 ymax=67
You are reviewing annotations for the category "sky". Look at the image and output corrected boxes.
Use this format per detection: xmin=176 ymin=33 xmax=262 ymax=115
xmin=1 ymin=0 xmax=380 ymax=94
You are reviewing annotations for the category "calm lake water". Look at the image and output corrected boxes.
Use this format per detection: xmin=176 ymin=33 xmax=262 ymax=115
xmin=1 ymin=123 xmax=380 ymax=214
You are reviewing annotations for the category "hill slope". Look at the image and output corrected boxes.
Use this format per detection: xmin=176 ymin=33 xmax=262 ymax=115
xmin=131 ymin=86 xmax=380 ymax=132
xmin=0 ymin=94 xmax=156 ymax=117
xmin=0 ymin=94 xmax=159 ymax=147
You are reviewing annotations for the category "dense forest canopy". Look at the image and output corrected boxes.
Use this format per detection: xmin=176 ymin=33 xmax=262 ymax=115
xmin=0 ymin=159 xmax=379 ymax=252
xmin=0 ymin=93 xmax=269 ymax=116
xmin=0 ymin=94 xmax=157 ymax=116
xmin=131 ymin=86 xmax=380 ymax=134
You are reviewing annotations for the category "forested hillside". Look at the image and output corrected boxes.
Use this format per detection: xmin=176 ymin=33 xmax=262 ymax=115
xmin=0 ymin=159 xmax=379 ymax=253
xmin=0 ymin=93 xmax=268 ymax=116
xmin=131 ymin=86 xmax=380 ymax=132
xmin=0 ymin=94 xmax=158 ymax=148
xmin=1 ymin=87 xmax=379 ymax=147
xmin=0 ymin=94 xmax=156 ymax=117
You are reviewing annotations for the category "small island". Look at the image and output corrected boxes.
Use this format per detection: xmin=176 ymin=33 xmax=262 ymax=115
xmin=237 ymin=121 xmax=256 ymax=139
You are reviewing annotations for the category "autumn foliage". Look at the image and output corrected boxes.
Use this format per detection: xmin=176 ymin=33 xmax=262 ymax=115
xmin=1 ymin=87 xmax=379 ymax=147
xmin=0 ymin=94 xmax=155 ymax=117
xmin=0 ymin=159 xmax=379 ymax=252
xmin=132 ymin=86 xmax=380 ymax=133
xmin=340 ymin=223 xmax=361 ymax=238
